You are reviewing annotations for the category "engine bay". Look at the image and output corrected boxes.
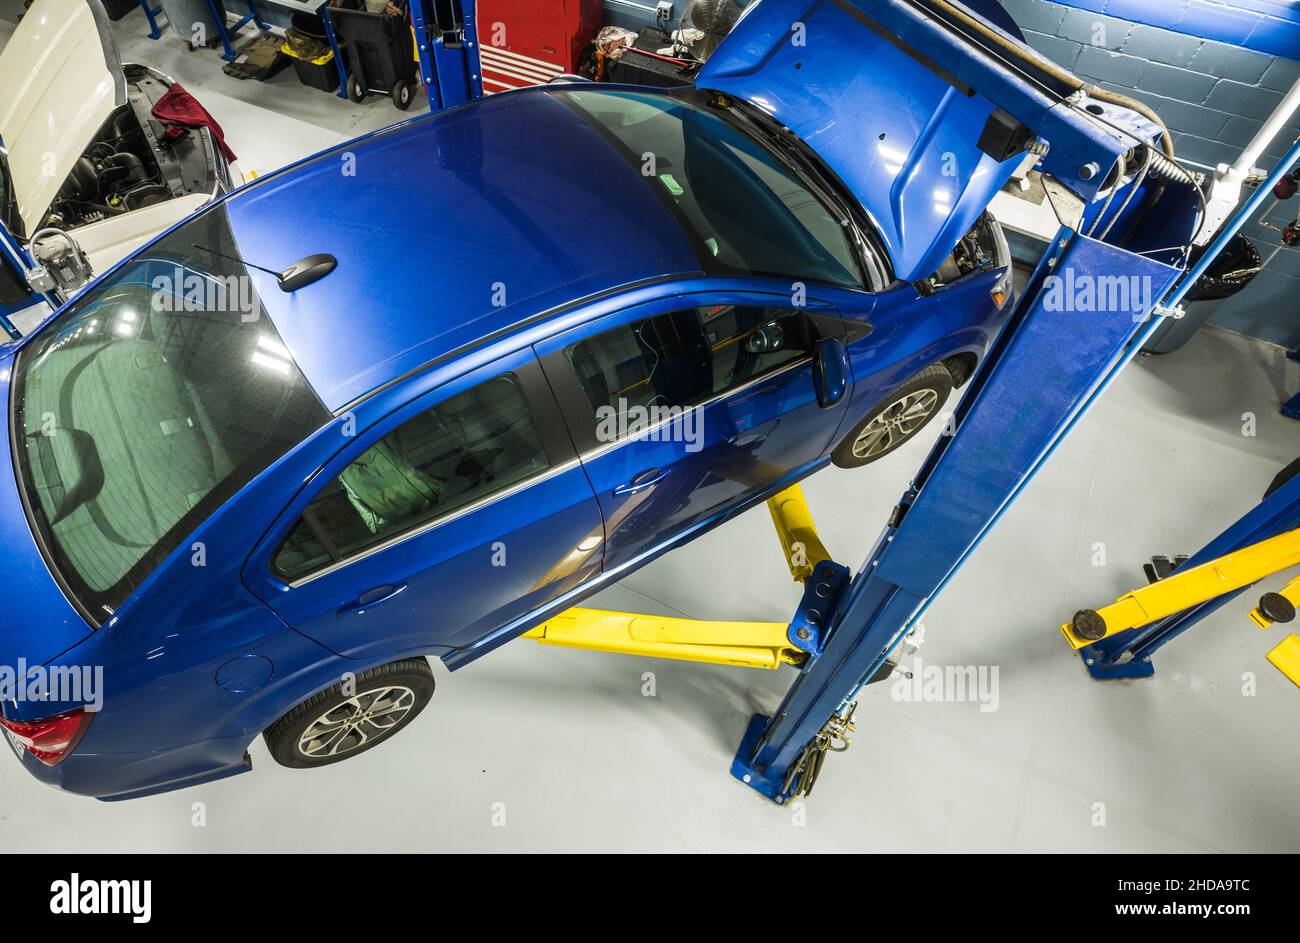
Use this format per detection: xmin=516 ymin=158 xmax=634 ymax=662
xmin=40 ymin=65 xmax=225 ymax=232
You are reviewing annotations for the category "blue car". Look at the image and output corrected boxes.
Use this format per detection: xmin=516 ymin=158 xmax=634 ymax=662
xmin=0 ymin=0 xmax=1024 ymax=798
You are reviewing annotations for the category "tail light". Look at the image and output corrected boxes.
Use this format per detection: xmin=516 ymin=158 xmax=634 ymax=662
xmin=0 ymin=707 xmax=93 ymax=765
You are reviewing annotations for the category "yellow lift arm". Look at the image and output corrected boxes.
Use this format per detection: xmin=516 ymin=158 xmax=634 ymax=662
xmin=520 ymin=485 xmax=827 ymax=669
xmin=1059 ymin=527 xmax=1300 ymax=687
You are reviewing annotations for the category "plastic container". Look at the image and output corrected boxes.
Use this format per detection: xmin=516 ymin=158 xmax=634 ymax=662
xmin=282 ymin=43 xmax=340 ymax=94
xmin=329 ymin=5 xmax=418 ymax=110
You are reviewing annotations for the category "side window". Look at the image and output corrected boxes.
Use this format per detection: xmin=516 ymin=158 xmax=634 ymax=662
xmin=564 ymin=305 xmax=817 ymax=431
xmin=274 ymin=373 xmax=549 ymax=581
xmin=697 ymin=305 xmax=812 ymax=395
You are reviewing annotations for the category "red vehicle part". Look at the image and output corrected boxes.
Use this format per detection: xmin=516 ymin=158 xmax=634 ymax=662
xmin=476 ymin=0 xmax=602 ymax=92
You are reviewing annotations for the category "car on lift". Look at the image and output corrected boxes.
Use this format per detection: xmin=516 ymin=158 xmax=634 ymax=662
xmin=0 ymin=0 xmax=1028 ymax=798
xmin=0 ymin=0 xmax=238 ymax=290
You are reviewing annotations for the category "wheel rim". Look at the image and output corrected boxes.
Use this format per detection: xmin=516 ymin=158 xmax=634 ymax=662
xmin=851 ymin=388 xmax=940 ymax=459
xmin=297 ymin=685 xmax=417 ymax=759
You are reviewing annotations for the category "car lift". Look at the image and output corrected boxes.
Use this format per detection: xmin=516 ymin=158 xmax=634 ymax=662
xmin=1063 ymin=459 xmax=1300 ymax=687
xmin=404 ymin=0 xmax=1286 ymax=804
xmin=1061 ymin=515 xmax=1300 ymax=688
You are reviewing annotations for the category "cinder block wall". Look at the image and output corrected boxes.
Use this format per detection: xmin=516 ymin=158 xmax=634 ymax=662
xmin=1000 ymin=0 xmax=1300 ymax=348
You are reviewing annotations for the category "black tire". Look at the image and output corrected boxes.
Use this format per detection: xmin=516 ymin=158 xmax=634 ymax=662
xmin=831 ymin=364 xmax=953 ymax=468
xmin=346 ymin=73 xmax=366 ymax=103
xmin=264 ymin=658 xmax=434 ymax=769
xmin=392 ymin=80 xmax=413 ymax=110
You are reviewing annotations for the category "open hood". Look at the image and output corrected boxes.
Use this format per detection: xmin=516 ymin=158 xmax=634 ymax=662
xmin=0 ymin=0 xmax=126 ymax=235
xmin=697 ymin=0 xmax=1030 ymax=282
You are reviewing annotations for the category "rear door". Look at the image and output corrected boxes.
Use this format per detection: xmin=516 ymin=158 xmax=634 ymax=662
xmin=695 ymin=0 xmax=1028 ymax=282
xmin=244 ymin=347 xmax=605 ymax=660
xmin=537 ymin=290 xmax=855 ymax=573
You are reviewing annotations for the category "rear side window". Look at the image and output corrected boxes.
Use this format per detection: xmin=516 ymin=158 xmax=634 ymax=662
xmin=274 ymin=373 xmax=549 ymax=582
xmin=564 ymin=305 xmax=814 ymax=431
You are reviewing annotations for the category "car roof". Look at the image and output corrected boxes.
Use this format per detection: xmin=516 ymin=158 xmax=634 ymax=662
xmin=222 ymin=88 xmax=702 ymax=412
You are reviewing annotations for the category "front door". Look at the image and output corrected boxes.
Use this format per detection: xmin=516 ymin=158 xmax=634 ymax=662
xmin=536 ymin=290 xmax=854 ymax=573
xmin=244 ymin=347 xmax=605 ymax=660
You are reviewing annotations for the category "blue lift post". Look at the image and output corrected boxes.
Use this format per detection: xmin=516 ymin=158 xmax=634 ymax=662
xmin=410 ymin=0 xmax=482 ymax=112
xmin=732 ymin=0 xmax=1207 ymax=802
xmin=137 ymin=0 xmax=270 ymax=62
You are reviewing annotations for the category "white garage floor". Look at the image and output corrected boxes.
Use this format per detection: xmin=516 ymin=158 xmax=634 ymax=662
xmin=2 ymin=5 xmax=1298 ymax=853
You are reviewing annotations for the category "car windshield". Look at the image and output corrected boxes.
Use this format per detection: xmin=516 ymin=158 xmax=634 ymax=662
xmin=556 ymin=88 xmax=865 ymax=289
xmin=10 ymin=206 xmax=329 ymax=623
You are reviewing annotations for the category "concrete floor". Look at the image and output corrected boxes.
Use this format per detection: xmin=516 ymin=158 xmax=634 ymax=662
xmin=2 ymin=4 xmax=1299 ymax=852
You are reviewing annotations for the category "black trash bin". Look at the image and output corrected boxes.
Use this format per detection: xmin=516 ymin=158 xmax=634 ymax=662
xmin=1143 ymin=233 xmax=1263 ymax=354
xmin=328 ymin=1 xmax=419 ymax=110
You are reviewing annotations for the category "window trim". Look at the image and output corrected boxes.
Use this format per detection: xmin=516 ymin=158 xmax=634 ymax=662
xmin=282 ymin=456 xmax=583 ymax=589
xmin=266 ymin=352 xmax=574 ymax=589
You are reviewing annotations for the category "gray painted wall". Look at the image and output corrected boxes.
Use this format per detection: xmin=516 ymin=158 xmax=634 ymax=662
xmin=1000 ymin=0 xmax=1300 ymax=347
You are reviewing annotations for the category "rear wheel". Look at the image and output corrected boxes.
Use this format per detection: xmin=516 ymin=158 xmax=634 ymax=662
xmin=264 ymin=658 xmax=434 ymax=769
xmin=832 ymin=364 xmax=953 ymax=468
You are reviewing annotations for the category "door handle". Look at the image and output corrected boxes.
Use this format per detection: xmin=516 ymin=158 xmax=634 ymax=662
xmin=613 ymin=467 xmax=669 ymax=496
xmin=338 ymin=584 xmax=407 ymax=617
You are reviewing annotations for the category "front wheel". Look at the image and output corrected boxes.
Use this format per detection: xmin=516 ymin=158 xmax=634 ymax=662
xmin=392 ymin=80 xmax=413 ymax=110
xmin=346 ymin=73 xmax=366 ymax=103
xmin=264 ymin=658 xmax=434 ymax=769
xmin=831 ymin=364 xmax=953 ymax=468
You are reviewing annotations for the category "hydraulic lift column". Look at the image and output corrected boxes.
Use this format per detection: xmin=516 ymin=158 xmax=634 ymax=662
xmin=731 ymin=0 xmax=1204 ymax=803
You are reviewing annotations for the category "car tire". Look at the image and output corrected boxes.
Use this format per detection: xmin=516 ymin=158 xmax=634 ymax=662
xmin=831 ymin=364 xmax=953 ymax=468
xmin=392 ymin=80 xmax=413 ymax=110
xmin=264 ymin=658 xmax=434 ymax=769
xmin=347 ymin=73 xmax=366 ymax=103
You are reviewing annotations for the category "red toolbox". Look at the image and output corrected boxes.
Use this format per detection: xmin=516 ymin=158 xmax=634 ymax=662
xmin=477 ymin=0 xmax=603 ymax=92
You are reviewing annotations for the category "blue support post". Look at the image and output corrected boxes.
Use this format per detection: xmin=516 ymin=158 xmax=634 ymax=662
xmin=410 ymin=0 xmax=482 ymax=113
xmin=139 ymin=0 xmax=165 ymax=39
xmin=201 ymin=0 xmax=269 ymax=62
xmin=733 ymin=233 xmax=1184 ymax=801
xmin=320 ymin=3 xmax=351 ymax=101
xmin=0 ymin=218 xmax=60 ymax=340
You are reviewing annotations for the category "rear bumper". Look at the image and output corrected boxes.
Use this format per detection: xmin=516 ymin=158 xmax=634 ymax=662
xmin=10 ymin=732 xmax=253 ymax=800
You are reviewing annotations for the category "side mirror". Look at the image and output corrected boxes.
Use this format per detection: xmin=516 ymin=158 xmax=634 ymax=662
xmin=812 ymin=337 xmax=849 ymax=409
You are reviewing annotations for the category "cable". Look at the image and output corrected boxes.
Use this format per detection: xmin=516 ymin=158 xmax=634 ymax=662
xmin=1086 ymin=152 xmax=1125 ymax=237
xmin=1097 ymin=145 xmax=1151 ymax=241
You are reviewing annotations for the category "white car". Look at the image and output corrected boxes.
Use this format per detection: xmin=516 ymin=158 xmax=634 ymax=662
xmin=0 ymin=0 xmax=238 ymax=286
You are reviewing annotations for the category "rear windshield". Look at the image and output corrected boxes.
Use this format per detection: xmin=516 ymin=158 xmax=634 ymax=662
xmin=10 ymin=207 xmax=329 ymax=623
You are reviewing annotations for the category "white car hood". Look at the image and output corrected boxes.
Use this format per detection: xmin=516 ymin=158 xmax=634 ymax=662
xmin=0 ymin=0 xmax=126 ymax=234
